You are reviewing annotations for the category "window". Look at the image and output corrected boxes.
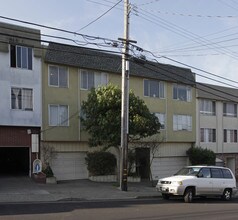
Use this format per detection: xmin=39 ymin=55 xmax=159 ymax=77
xmin=199 ymin=168 xmax=211 ymax=178
xmin=144 ymin=79 xmax=165 ymax=98
xmin=49 ymin=65 xmax=68 ymax=87
xmin=223 ymin=103 xmax=237 ymax=117
xmin=11 ymin=88 xmax=33 ymax=111
xmin=173 ymin=115 xmax=192 ymax=131
xmin=224 ymin=129 xmax=237 ymax=143
xmin=10 ymin=45 xmax=32 ymax=70
xmin=49 ymin=105 xmax=69 ymax=126
xmin=80 ymin=70 xmax=108 ymax=90
xmin=155 ymin=113 xmax=166 ymax=129
xmin=199 ymin=99 xmax=216 ymax=115
xmin=173 ymin=84 xmax=191 ymax=102
xmin=222 ymin=169 xmax=233 ymax=179
xmin=200 ymin=128 xmax=216 ymax=142
xmin=211 ymin=168 xmax=223 ymax=178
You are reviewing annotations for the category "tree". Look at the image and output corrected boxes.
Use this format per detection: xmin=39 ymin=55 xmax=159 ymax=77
xmin=81 ymin=84 xmax=161 ymax=149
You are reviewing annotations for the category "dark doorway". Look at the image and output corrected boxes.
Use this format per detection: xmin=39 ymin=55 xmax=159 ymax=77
xmin=0 ymin=147 xmax=29 ymax=175
xmin=136 ymin=148 xmax=150 ymax=180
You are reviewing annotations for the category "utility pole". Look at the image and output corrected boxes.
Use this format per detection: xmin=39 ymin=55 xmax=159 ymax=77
xmin=119 ymin=0 xmax=136 ymax=191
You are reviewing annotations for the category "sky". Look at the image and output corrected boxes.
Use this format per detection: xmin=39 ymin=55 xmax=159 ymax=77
xmin=1 ymin=0 xmax=238 ymax=87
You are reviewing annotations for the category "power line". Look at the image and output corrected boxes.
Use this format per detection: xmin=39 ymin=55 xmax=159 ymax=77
xmin=218 ymin=0 xmax=238 ymax=11
xmin=86 ymin=0 xmax=238 ymax=61
xmin=76 ymin=0 xmax=122 ymax=32
xmin=2 ymin=15 xmax=238 ymax=92
xmin=159 ymin=35 xmax=238 ymax=54
xmin=134 ymin=7 xmax=238 ymax=60
xmin=130 ymin=56 xmax=238 ymax=102
xmin=153 ymin=25 xmax=238 ymax=54
xmin=136 ymin=0 xmax=160 ymax=7
xmin=88 ymin=0 xmax=238 ymax=61
xmin=129 ymin=43 xmax=238 ymax=88
xmin=136 ymin=8 xmax=238 ymax=18
xmin=0 ymin=15 xmax=122 ymax=45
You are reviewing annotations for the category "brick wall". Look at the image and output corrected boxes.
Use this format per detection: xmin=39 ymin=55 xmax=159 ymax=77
xmin=0 ymin=126 xmax=39 ymax=147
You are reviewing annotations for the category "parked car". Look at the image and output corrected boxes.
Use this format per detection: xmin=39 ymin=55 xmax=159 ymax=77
xmin=156 ymin=165 xmax=237 ymax=203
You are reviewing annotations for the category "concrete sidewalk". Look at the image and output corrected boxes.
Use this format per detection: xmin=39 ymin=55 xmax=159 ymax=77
xmin=0 ymin=176 xmax=160 ymax=203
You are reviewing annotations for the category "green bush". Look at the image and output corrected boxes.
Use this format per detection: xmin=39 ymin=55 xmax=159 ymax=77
xmin=186 ymin=147 xmax=216 ymax=165
xmin=85 ymin=151 xmax=117 ymax=176
xmin=42 ymin=165 xmax=54 ymax=177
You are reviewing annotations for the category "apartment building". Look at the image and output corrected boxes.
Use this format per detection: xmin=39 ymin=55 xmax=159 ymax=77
xmin=0 ymin=22 xmax=42 ymax=176
xmin=196 ymin=83 xmax=238 ymax=178
xmin=42 ymin=42 xmax=196 ymax=181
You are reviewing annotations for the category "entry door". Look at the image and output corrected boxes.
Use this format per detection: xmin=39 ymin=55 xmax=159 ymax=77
xmin=136 ymin=148 xmax=150 ymax=179
xmin=227 ymin=158 xmax=235 ymax=176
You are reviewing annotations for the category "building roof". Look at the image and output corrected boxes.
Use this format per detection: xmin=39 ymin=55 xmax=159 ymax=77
xmin=196 ymin=83 xmax=238 ymax=103
xmin=45 ymin=42 xmax=195 ymax=85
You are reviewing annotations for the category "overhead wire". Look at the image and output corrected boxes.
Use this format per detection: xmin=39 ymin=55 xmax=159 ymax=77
xmin=1 ymin=15 xmax=238 ymax=100
xmin=0 ymin=15 xmax=122 ymax=45
xmin=134 ymin=7 xmax=238 ymax=60
xmin=129 ymin=55 xmax=238 ymax=102
xmin=76 ymin=0 xmax=122 ymax=32
xmin=218 ymin=0 xmax=238 ymax=11
xmin=130 ymin=43 xmax=238 ymax=88
xmin=2 ymin=12 xmax=238 ymax=88
xmin=89 ymin=0 xmax=238 ymax=60
xmin=159 ymin=34 xmax=238 ymax=54
xmin=152 ymin=25 xmax=238 ymax=54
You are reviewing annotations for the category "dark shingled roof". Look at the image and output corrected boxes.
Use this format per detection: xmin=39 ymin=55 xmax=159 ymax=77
xmin=45 ymin=42 xmax=195 ymax=85
xmin=196 ymin=83 xmax=238 ymax=102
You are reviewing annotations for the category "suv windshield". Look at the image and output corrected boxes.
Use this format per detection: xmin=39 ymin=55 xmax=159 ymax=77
xmin=175 ymin=167 xmax=201 ymax=176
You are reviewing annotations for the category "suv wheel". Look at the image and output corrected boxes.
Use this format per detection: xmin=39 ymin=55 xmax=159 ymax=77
xmin=184 ymin=188 xmax=193 ymax=203
xmin=222 ymin=189 xmax=232 ymax=201
xmin=162 ymin=194 xmax=170 ymax=200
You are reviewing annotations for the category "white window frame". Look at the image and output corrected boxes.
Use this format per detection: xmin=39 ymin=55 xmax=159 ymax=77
xmin=223 ymin=103 xmax=237 ymax=117
xmin=49 ymin=104 xmax=69 ymax=126
xmin=173 ymin=84 xmax=191 ymax=102
xmin=48 ymin=65 xmax=69 ymax=88
xmin=143 ymin=79 xmax=165 ymax=98
xmin=10 ymin=45 xmax=33 ymax=70
xmin=200 ymin=128 xmax=216 ymax=143
xmin=173 ymin=114 xmax=192 ymax=131
xmin=80 ymin=69 xmax=108 ymax=90
xmin=155 ymin=113 xmax=166 ymax=129
xmin=11 ymin=87 xmax=33 ymax=111
xmin=224 ymin=129 xmax=237 ymax=143
xmin=199 ymin=99 xmax=216 ymax=115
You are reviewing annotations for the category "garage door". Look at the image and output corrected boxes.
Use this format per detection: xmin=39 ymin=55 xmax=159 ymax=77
xmin=51 ymin=152 xmax=88 ymax=181
xmin=152 ymin=157 xmax=187 ymax=180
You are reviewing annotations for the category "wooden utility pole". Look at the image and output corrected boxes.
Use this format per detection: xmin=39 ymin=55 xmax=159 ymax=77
xmin=119 ymin=0 xmax=136 ymax=191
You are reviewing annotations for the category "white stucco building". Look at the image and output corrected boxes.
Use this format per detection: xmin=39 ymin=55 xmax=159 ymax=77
xmin=0 ymin=22 xmax=42 ymax=176
xmin=196 ymin=83 xmax=238 ymax=178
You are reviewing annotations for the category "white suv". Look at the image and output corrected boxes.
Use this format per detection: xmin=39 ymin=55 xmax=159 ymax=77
xmin=156 ymin=166 xmax=237 ymax=203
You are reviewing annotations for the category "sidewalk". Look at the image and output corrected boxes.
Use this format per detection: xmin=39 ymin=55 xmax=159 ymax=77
xmin=0 ymin=176 xmax=160 ymax=203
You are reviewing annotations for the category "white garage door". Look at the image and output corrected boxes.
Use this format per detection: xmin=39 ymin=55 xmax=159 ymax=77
xmin=152 ymin=157 xmax=187 ymax=180
xmin=51 ymin=152 xmax=88 ymax=181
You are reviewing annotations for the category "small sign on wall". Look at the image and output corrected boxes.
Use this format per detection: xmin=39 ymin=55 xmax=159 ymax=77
xmin=33 ymin=159 xmax=42 ymax=174
xmin=32 ymin=134 xmax=39 ymax=153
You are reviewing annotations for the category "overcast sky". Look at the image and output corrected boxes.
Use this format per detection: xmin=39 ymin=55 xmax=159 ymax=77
xmin=1 ymin=0 xmax=238 ymax=87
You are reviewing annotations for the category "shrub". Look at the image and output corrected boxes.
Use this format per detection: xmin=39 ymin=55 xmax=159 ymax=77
xmin=85 ymin=151 xmax=117 ymax=176
xmin=186 ymin=147 xmax=216 ymax=165
xmin=42 ymin=165 xmax=54 ymax=177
